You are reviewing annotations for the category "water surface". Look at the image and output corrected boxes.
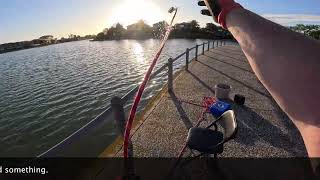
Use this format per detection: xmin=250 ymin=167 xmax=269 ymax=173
xmin=0 ymin=39 xmax=210 ymax=157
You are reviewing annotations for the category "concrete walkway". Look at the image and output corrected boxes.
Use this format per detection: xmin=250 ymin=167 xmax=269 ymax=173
xmin=106 ymin=44 xmax=307 ymax=158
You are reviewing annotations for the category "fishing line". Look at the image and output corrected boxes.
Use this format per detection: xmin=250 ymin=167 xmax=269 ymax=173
xmin=123 ymin=7 xmax=178 ymax=158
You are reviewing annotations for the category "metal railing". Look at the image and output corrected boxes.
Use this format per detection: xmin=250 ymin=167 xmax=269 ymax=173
xmin=38 ymin=39 xmax=230 ymax=157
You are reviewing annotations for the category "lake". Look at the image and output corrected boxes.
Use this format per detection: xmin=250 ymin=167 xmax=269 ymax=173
xmin=0 ymin=39 xmax=211 ymax=157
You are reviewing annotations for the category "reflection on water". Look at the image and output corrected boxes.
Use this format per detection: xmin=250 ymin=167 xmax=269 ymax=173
xmin=132 ymin=42 xmax=145 ymax=63
xmin=0 ymin=39 xmax=210 ymax=157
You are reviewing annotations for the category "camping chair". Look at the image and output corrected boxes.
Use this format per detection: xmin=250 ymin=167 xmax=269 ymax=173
xmin=186 ymin=110 xmax=238 ymax=158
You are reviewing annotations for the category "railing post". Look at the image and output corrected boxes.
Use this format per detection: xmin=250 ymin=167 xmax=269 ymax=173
xmin=185 ymin=48 xmax=189 ymax=71
xmin=195 ymin=45 xmax=198 ymax=61
xmin=111 ymin=96 xmax=126 ymax=136
xmin=168 ymin=58 xmax=173 ymax=92
xmin=207 ymin=41 xmax=210 ymax=51
xmin=111 ymin=96 xmax=133 ymax=157
xmin=202 ymin=42 xmax=205 ymax=55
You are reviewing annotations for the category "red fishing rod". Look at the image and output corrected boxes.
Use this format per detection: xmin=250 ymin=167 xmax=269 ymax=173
xmin=123 ymin=7 xmax=178 ymax=158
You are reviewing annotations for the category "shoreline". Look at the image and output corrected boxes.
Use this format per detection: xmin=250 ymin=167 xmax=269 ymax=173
xmin=0 ymin=38 xmax=230 ymax=55
xmin=0 ymin=39 xmax=93 ymax=55
xmin=91 ymin=36 xmax=226 ymax=42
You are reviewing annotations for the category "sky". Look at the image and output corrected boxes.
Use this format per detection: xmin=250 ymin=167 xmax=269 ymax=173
xmin=0 ymin=0 xmax=320 ymax=44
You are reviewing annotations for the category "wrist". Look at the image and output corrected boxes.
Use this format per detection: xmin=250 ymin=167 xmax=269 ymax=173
xmin=218 ymin=3 xmax=243 ymax=29
xmin=225 ymin=7 xmax=245 ymax=29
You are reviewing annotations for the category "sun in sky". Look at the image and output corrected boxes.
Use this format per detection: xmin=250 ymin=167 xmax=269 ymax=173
xmin=107 ymin=0 xmax=166 ymax=27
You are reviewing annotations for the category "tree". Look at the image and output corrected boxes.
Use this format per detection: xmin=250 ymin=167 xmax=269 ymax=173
xmin=309 ymin=30 xmax=320 ymax=39
xmin=205 ymin=23 xmax=219 ymax=32
xmin=290 ymin=24 xmax=320 ymax=40
xmin=68 ymin=34 xmax=76 ymax=39
xmin=103 ymin=28 xmax=109 ymax=35
xmin=115 ymin=23 xmax=125 ymax=31
xmin=95 ymin=32 xmax=105 ymax=41
xmin=152 ymin=21 xmax=169 ymax=38
xmin=107 ymin=23 xmax=126 ymax=39
xmin=189 ymin=20 xmax=200 ymax=32
xmin=84 ymin=34 xmax=96 ymax=39
xmin=92 ymin=19 xmax=239 ymax=41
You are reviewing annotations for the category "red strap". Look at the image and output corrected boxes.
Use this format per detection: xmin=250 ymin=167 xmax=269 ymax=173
xmin=202 ymin=97 xmax=217 ymax=111
xmin=218 ymin=3 xmax=243 ymax=29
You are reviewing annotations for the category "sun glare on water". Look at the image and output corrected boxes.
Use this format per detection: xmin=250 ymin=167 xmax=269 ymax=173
xmin=108 ymin=0 xmax=165 ymax=26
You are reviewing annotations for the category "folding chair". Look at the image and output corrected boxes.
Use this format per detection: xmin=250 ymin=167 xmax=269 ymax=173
xmin=186 ymin=110 xmax=238 ymax=158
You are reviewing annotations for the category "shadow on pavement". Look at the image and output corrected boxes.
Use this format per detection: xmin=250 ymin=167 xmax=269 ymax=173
xmin=208 ymin=51 xmax=245 ymax=62
xmin=204 ymin=54 xmax=254 ymax=74
xmin=168 ymin=91 xmax=193 ymax=130
xmin=187 ymin=70 xmax=216 ymax=94
xmin=232 ymin=103 xmax=307 ymax=156
xmin=196 ymin=60 xmax=272 ymax=99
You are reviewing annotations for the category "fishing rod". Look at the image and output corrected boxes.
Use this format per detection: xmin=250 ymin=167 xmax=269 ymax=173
xmin=123 ymin=7 xmax=178 ymax=158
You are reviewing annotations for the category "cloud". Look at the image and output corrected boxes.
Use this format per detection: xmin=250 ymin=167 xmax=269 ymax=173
xmin=262 ymin=14 xmax=320 ymax=26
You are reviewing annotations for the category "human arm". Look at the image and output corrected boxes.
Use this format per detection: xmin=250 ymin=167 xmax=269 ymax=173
xmin=198 ymin=0 xmax=320 ymax=157
xmin=226 ymin=8 xmax=320 ymax=157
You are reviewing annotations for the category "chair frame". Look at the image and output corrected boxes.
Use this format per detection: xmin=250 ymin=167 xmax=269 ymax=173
xmin=188 ymin=110 xmax=238 ymax=158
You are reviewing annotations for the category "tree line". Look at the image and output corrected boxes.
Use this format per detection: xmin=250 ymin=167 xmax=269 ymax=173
xmin=93 ymin=20 xmax=232 ymax=41
xmin=289 ymin=24 xmax=320 ymax=40
xmin=94 ymin=20 xmax=320 ymax=41
xmin=0 ymin=34 xmax=96 ymax=54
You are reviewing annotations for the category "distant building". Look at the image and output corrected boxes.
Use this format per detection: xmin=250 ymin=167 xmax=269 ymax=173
xmin=174 ymin=22 xmax=192 ymax=30
xmin=35 ymin=35 xmax=56 ymax=44
xmin=39 ymin=35 xmax=54 ymax=40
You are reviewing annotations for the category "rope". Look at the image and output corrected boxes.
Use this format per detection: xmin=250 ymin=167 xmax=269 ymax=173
xmin=167 ymin=96 xmax=217 ymax=177
xmin=177 ymin=97 xmax=217 ymax=158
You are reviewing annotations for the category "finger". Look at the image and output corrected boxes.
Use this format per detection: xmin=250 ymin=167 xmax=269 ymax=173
xmin=201 ymin=9 xmax=212 ymax=16
xmin=198 ymin=0 xmax=206 ymax=6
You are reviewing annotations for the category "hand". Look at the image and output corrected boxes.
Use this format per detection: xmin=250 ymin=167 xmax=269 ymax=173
xmin=198 ymin=0 xmax=243 ymax=29
xmin=198 ymin=0 xmax=220 ymax=21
